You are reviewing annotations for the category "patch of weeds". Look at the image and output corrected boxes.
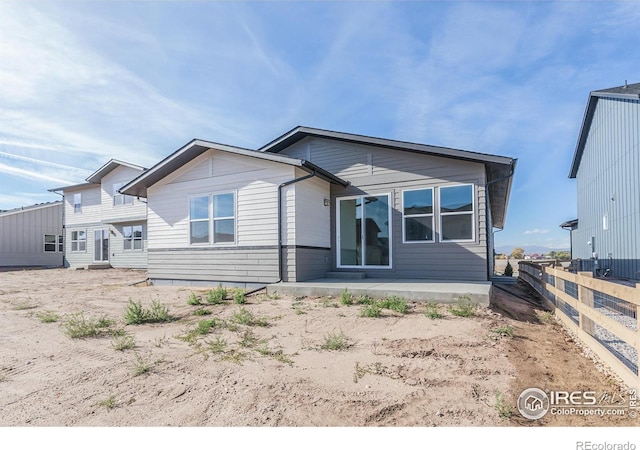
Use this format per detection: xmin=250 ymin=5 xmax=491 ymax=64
xmin=147 ymin=300 xmax=171 ymax=323
xmin=448 ymin=296 xmax=477 ymax=318
xmin=123 ymin=299 xmax=146 ymax=325
xmin=131 ymin=354 xmax=152 ymax=377
xmin=12 ymin=300 xmax=38 ymax=310
xmin=233 ymin=289 xmax=247 ymax=304
xmin=97 ymin=395 xmax=117 ymax=410
xmin=537 ymin=311 xmax=555 ymax=324
xmin=292 ymin=305 xmax=306 ymax=315
xmin=187 ymin=292 xmax=201 ymax=306
xmin=340 ymin=289 xmax=353 ymax=306
xmin=320 ymin=298 xmax=338 ymax=308
xmin=321 ymin=331 xmax=350 ymax=351
xmin=231 ymin=307 xmax=269 ymax=327
xmin=36 ymin=310 xmax=60 ymax=323
xmin=356 ymin=294 xmax=374 ymax=305
xmin=207 ymin=336 xmax=227 ymax=354
xmin=111 ymin=328 xmax=127 ymax=337
xmin=193 ymin=308 xmax=211 ymax=316
xmin=239 ymin=329 xmax=262 ymax=348
xmin=494 ymin=390 xmax=512 ymax=419
xmin=221 ymin=349 xmax=248 ymax=365
xmin=491 ymin=325 xmax=515 ymax=338
xmin=63 ymin=313 xmax=113 ymax=339
xmin=379 ymin=296 xmax=408 ymax=314
xmin=353 ymin=361 xmax=369 ymax=383
xmin=112 ymin=334 xmax=136 ymax=351
xmin=267 ymin=292 xmax=280 ymax=300
xmin=425 ymin=302 xmax=443 ymax=319
xmin=207 ymin=284 xmax=227 ymax=304
xmin=360 ymin=303 xmax=382 ymax=318
xmin=195 ymin=318 xmax=219 ymax=335
xmin=153 ymin=335 xmax=169 ymax=348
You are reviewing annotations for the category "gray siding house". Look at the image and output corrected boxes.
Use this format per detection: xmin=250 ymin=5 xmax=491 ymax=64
xmin=0 ymin=201 xmax=63 ymax=268
xmin=566 ymin=81 xmax=640 ymax=280
xmin=50 ymin=160 xmax=148 ymax=269
xmin=123 ymin=127 xmax=515 ymax=286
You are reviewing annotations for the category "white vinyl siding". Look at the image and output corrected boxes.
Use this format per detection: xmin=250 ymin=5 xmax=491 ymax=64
xmin=113 ymin=182 xmax=133 ymax=206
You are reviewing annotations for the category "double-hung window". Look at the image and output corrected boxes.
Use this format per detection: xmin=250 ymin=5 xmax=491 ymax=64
xmin=189 ymin=192 xmax=235 ymax=245
xmin=44 ymin=234 xmax=57 ymax=252
xmin=73 ymin=193 xmax=82 ymax=213
xmin=113 ymin=182 xmax=133 ymax=206
xmin=402 ymin=188 xmax=434 ymax=243
xmin=123 ymin=225 xmax=143 ymax=250
xmin=71 ymin=230 xmax=86 ymax=252
xmin=439 ymin=184 xmax=474 ymax=242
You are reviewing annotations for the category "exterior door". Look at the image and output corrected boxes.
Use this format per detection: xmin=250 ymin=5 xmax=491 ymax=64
xmin=337 ymin=194 xmax=391 ymax=268
xmin=94 ymin=229 xmax=109 ymax=262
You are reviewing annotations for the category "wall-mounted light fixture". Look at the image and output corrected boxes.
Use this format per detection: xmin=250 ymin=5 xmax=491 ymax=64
xmin=323 ymin=198 xmax=330 ymax=207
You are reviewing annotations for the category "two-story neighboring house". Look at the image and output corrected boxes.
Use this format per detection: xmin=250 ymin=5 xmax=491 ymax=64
xmin=50 ymin=160 xmax=148 ymax=269
xmin=565 ymin=81 xmax=640 ymax=280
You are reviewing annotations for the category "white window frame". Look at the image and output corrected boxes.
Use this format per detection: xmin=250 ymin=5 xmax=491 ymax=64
xmin=402 ymin=187 xmax=435 ymax=244
xmin=336 ymin=193 xmax=393 ymax=269
xmin=113 ymin=182 xmax=134 ymax=206
xmin=43 ymin=234 xmax=57 ymax=253
xmin=73 ymin=193 xmax=82 ymax=213
xmin=71 ymin=230 xmax=86 ymax=252
xmin=188 ymin=191 xmax=237 ymax=246
xmin=123 ymin=225 xmax=144 ymax=251
xmin=58 ymin=235 xmax=64 ymax=253
xmin=438 ymin=183 xmax=476 ymax=243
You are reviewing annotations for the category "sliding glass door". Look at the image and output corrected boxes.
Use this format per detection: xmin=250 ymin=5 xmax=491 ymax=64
xmin=337 ymin=194 xmax=391 ymax=268
xmin=94 ymin=229 xmax=109 ymax=262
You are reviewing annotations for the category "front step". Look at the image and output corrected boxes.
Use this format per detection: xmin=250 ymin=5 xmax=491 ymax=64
xmin=325 ymin=271 xmax=366 ymax=280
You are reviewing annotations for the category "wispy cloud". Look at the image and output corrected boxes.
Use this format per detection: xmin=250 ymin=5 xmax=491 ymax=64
xmin=524 ymin=228 xmax=549 ymax=235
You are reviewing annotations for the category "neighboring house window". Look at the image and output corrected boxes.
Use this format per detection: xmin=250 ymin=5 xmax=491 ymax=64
xmin=44 ymin=234 xmax=57 ymax=252
xmin=123 ymin=225 xmax=143 ymax=251
xmin=189 ymin=192 xmax=236 ymax=245
xmin=213 ymin=193 xmax=235 ymax=243
xmin=113 ymin=182 xmax=134 ymax=206
xmin=402 ymin=188 xmax=434 ymax=243
xmin=439 ymin=184 xmax=474 ymax=242
xmin=58 ymin=235 xmax=64 ymax=253
xmin=71 ymin=230 xmax=87 ymax=252
xmin=73 ymin=193 xmax=82 ymax=213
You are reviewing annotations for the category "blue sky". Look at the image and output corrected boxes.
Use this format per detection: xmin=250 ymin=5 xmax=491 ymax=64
xmin=1 ymin=0 xmax=639 ymax=252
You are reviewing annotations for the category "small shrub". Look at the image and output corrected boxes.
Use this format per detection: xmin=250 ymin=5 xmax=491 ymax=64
xmin=503 ymin=262 xmax=513 ymax=277
xmin=360 ymin=303 xmax=382 ymax=318
xmin=239 ymin=329 xmax=260 ymax=348
xmin=425 ymin=302 xmax=443 ymax=319
xmin=379 ymin=296 xmax=408 ymax=314
xmin=196 ymin=318 xmax=218 ymax=335
xmin=207 ymin=336 xmax=227 ymax=354
xmin=63 ymin=313 xmax=111 ymax=338
xmin=187 ymin=292 xmax=201 ymax=306
xmin=147 ymin=300 xmax=171 ymax=323
xmin=538 ymin=311 xmax=555 ymax=324
xmin=321 ymin=331 xmax=350 ymax=351
xmin=231 ymin=307 xmax=269 ymax=327
xmin=112 ymin=334 xmax=135 ymax=351
xmin=356 ymin=294 xmax=374 ymax=305
xmin=207 ymin=284 xmax=227 ymax=304
xmin=340 ymin=289 xmax=353 ymax=306
xmin=97 ymin=395 xmax=117 ymax=409
xmin=193 ymin=308 xmax=211 ymax=316
xmin=36 ymin=311 xmax=60 ymax=323
xmin=233 ymin=289 xmax=247 ymax=304
xmin=491 ymin=325 xmax=515 ymax=338
xmin=448 ymin=296 xmax=476 ymax=318
xmin=495 ymin=390 xmax=512 ymax=419
xmin=131 ymin=354 xmax=151 ymax=377
xmin=123 ymin=299 xmax=146 ymax=325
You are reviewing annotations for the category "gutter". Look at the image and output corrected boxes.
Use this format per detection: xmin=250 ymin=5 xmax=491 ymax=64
xmin=484 ymin=159 xmax=517 ymax=280
xmin=275 ymin=170 xmax=318 ymax=283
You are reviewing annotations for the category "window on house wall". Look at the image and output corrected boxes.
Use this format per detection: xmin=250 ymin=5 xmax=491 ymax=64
xmin=113 ymin=182 xmax=134 ymax=206
xmin=123 ymin=225 xmax=143 ymax=251
xmin=402 ymin=188 xmax=434 ymax=243
xmin=189 ymin=196 xmax=210 ymax=244
xmin=213 ymin=193 xmax=235 ymax=243
xmin=73 ymin=193 xmax=82 ymax=213
xmin=189 ymin=192 xmax=236 ymax=245
xmin=71 ymin=230 xmax=86 ymax=252
xmin=44 ymin=234 xmax=57 ymax=252
xmin=439 ymin=184 xmax=474 ymax=242
xmin=58 ymin=235 xmax=64 ymax=253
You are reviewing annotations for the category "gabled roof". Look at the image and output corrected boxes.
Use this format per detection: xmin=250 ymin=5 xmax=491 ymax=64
xmin=48 ymin=182 xmax=96 ymax=193
xmin=260 ymin=126 xmax=516 ymax=229
xmin=120 ymin=139 xmax=349 ymax=198
xmin=86 ymin=159 xmax=146 ymax=183
xmin=569 ymin=82 xmax=640 ymax=178
xmin=0 ymin=200 xmax=62 ymax=217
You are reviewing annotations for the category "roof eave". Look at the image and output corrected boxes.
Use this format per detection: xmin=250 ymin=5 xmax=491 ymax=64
xmin=86 ymin=159 xmax=146 ymax=183
xmin=48 ymin=182 xmax=97 ymax=192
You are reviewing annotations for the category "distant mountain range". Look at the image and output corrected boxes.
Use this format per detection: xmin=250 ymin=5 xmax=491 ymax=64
xmin=495 ymin=245 xmax=570 ymax=256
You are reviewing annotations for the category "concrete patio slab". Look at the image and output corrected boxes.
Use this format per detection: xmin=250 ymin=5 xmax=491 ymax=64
xmin=266 ymin=278 xmax=493 ymax=306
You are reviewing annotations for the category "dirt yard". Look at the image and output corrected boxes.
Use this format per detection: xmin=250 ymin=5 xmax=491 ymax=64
xmin=0 ymin=268 xmax=636 ymax=427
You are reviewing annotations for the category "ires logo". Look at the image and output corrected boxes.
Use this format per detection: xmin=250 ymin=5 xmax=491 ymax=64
xmin=549 ymin=391 xmax=597 ymax=406
xmin=517 ymin=388 xmax=627 ymax=420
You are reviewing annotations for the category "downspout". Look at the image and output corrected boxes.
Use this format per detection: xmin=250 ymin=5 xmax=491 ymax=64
xmin=275 ymin=170 xmax=317 ymax=283
xmin=484 ymin=159 xmax=516 ymax=280
xmin=51 ymin=190 xmax=65 ymax=268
